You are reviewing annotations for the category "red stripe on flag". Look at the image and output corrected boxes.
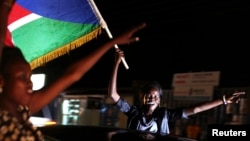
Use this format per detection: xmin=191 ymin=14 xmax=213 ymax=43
xmin=8 ymin=3 xmax=32 ymax=24
xmin=5 ymin=3 xmax=32 ymax=46
xmin=4 ymin=30 xmax=14 ymax=46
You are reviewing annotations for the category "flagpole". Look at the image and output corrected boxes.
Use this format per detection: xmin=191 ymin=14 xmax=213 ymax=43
xmin=88 ymin=0 xmax=129 ymax=69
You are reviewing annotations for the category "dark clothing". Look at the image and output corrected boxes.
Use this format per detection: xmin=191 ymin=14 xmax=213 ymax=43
xmin=115 ymin=98 xmax=188 ymax=135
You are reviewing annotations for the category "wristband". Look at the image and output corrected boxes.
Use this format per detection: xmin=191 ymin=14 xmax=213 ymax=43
xmin=222 ymin=95 xmax=227 ymax=105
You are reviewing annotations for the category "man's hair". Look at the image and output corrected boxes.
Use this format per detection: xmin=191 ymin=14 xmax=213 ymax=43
xmin=140 ymin=80 xmax=163 ymax=98
xmin=0 ymin=46 xmax=27 ymax=73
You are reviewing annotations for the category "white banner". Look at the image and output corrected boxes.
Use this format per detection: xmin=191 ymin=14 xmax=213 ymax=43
xmin=172 ymin=71 xmax=220 ymax=87
xmin=173 ymin=85 xmax=214 ymax=101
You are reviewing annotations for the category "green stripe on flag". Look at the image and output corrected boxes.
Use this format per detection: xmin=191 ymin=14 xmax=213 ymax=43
xmin=11 ymin=17 xmax=101 ymax=69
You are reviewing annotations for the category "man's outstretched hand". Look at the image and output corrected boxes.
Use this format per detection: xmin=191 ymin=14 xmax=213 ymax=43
xmin=227 ymin=91 xmax=246 ymax=104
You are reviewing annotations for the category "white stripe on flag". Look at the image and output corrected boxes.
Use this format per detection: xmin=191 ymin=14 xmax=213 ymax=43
xmin=8 ymin=13 xmax=42 ymax=32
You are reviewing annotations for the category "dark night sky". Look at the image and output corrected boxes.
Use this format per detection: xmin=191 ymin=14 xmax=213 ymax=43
xmin=33 ymin=0 xmax=250 ymax=90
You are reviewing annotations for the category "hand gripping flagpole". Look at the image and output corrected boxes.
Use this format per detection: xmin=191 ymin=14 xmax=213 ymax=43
xmin=88 ymin=0 xmax=129 ymax=69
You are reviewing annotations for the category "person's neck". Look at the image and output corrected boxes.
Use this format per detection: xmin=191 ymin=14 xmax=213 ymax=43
xmin=0 ymin=97 xmax=23 ymax=121
xmin=144 ymin=105 xmax=157 ymax=115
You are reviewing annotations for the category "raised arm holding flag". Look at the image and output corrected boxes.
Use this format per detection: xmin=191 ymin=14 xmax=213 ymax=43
xmin=0 ymin=0 xmax=146 ymax=140
xmin=0 ymin=0 xmax=14 ymax=63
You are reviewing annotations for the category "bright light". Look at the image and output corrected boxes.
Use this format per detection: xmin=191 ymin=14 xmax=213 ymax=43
xmin=31 ymin=74 xmax=46 ymax=91
xmin=30 ymin=116 xmax=57 ymax=127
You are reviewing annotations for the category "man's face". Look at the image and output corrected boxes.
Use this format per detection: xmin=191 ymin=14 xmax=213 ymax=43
xmin=143 ymin=88 xmax=161 ymax=108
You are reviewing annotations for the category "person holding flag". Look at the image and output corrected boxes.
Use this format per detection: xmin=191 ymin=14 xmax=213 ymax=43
xmin=0 ymin=0 xmax=146 ymax=140
xmin=108 ymin=48 xmax=246 ymax=136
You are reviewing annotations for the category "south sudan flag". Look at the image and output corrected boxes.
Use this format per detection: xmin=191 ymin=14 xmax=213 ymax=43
xmin=5 ymin=0 xmax=102 ymax=69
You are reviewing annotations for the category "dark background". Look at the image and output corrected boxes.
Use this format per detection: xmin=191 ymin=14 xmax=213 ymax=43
xmin=33 ymin=0 xmax=250 ymax=90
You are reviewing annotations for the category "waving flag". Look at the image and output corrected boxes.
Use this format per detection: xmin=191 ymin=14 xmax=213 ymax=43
xmin=5 ymin=0 xmax=102 ymax=70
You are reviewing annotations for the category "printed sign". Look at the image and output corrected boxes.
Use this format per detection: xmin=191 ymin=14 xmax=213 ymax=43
xmin=172 ymin=71 xmax=220 ymax=87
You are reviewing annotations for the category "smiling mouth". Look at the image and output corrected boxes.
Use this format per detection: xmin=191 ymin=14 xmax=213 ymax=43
xmin=146 ymin=101 xmax=156 ymax=105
